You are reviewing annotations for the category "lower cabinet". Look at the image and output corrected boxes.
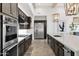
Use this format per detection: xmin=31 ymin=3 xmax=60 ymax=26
xmin=24 ymin=35 xmax=32 ymax=52
xmin=51 ymin=37 xmax=55 ymax=52
xmin=55 ymin=42 xmax=59 ymax=56
xmin=47 ymin=34 xmax=74 ymax=56
xmin=58 ymin=46 xmax=64 ymax=56
xmin=18 ymin=35 xmax=32 ymax=56
xmin=54 ymin=40 xmax=64 ymax=56
xmin=58 ymin=43 xmax=64 ymax=56
xmin=18 ymin=40 xmax=25 ymax=56
xmin=24 ymin=39 xmax=28 ymax=52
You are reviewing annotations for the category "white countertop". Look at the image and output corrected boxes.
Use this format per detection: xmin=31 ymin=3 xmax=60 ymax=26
xmin=18 ymin=37 xmax=26 ymax=42
xmin=18 ymin=34 xmax=32 ymax=43
xmin=48 ymin=33 xmax=79 ymax=56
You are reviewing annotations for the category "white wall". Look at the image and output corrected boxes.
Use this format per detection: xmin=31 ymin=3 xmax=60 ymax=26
xmin=18 ymin=3 xmax=34 ymax=40
xmin=34 ymin=16 xmax=46 ymax=20
xmin=47 ymin=3 xmax=79 ymax=35
xmin=47 ymin=15 xmax=54 ymax=34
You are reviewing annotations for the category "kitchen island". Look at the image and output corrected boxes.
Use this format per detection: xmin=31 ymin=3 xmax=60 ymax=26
xmin=47 ymin=33 xmax=79 ymax=56
xmin=18 ymin=34 xmax=32 ymax=56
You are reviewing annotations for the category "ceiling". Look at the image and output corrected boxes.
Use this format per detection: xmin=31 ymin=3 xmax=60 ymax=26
xmin=33 ymin=3 xmax=57 ymax=9
xmin=32 ymin=3 xmax=64 ymax=15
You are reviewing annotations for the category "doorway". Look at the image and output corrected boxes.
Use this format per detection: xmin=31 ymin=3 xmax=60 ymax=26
xmin=34 ymin=20 xmax=47 ymax=39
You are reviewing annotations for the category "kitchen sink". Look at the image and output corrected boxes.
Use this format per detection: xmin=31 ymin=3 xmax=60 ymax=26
xmin=53 ymin=35 xmax=61 ymax=37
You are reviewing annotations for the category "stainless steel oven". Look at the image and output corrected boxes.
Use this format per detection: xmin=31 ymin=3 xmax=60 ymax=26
xmin=6 ymin=26 xmax=17 ymax=42
xmin=3 ymin=15 xmax=18 ymax=49
xmin=3 ymin=44 xmax=17 ymax=56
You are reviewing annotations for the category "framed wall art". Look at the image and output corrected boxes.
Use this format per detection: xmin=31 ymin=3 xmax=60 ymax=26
xmin=65 ymin=3 xmax=79 ymax=16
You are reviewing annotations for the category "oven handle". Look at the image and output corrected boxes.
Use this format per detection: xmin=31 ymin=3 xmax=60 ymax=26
xmin=4 ymin=43 xmax=17 ymax=52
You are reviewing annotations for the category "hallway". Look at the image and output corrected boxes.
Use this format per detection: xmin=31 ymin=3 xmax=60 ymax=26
xmin=24 ymin=40 xmax=55 ymax=56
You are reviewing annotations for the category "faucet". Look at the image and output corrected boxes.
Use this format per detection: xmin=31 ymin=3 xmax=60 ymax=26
xmin=59 ymin=22 xmax=64 ymax=32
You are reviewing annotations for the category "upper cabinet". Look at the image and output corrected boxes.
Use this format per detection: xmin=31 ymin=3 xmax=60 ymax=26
xmin=0 ymin=3 xmax=18 ymax=19
xmin=18 ymin=8 xmax=26 ymax=23
xmin=1 ymin=3 xmax=11 ymax=15
xmin=10 ymin=3 xmax=18 ymax=18
xmin=18 ymin=8 xmax=31 ymax=29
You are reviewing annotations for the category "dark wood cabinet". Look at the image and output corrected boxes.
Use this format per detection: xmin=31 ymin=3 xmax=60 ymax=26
xmin=18 ymin=35 xmax=32 ymax=56
xmin=55 ymin=43 xmax=59 ymax=55
xmin=58 ymin=41 xmax=64 ymax=56
xmin=47 ymin=34 xmax=74 ymax=56
xmin=18 ymin=8 xmax=25 ymax=23
xmin=18 ymin=39 xmax=25 ymax=56
xmin=51 ymin=37 xmax=55 ymax=52
xmin=47 ymin=35 xmax=49 ymax=44
xmin=58 ymin=46 xmax=64 ymax=56
xmin=24 ymin=35 xmax=32 ymax=52
xmin=0 ymin=3 xmax=18 ymax=19
xmin=18 ymin=8 xmax=31 ymax=29
xmin=2 ymin=3 xmax=11 ymax=15
xmin=10 ymin=3 xmax=18 ymax=18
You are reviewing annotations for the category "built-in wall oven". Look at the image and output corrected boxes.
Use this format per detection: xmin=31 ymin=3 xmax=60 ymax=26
xmin=3 ymin=15 xmax=18 ymax=49
xmin=0 ymin=15 xmax=18 ymax=56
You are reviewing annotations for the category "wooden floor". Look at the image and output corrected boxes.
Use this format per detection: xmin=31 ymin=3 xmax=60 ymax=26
xmin=24 ymin=39 xmax=55 ymax=56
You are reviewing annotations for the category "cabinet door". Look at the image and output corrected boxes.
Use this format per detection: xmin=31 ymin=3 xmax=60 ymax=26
xmin=51 ymin=38 xmax=55 ymax=51
xmin=11 ymin=3 xmax=18 ymax=18
xmin=58 ymin=47 xmax=64 ymax=56
xmin=55 ymin=43 xmax=59 ymax=56
xmin=47 ymin=35 xmax=50 ymax=44
xmin=18 ymin=44 xmax=22 ymax=56
xmin=2 ymin=3 xmax=10 ymax=15
xmin=24 ymin=40 xmax=28 ymax=52
xmin=18 ymin=43 xmax=24 ymax=56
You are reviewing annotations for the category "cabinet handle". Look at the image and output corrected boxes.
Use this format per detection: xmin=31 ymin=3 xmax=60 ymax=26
xmin=63 ymin=47 xmax=71 ymax=53
xmin=67 ymin=51 xmax=71 ymax=53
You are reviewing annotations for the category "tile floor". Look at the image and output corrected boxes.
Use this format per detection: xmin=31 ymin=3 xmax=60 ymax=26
xmin=24 ymin=39 xmax=55 ymax=56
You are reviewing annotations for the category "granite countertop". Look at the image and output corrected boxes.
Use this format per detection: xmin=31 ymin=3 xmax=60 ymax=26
xmin=48 ymin=33 xmax=79 ymax=55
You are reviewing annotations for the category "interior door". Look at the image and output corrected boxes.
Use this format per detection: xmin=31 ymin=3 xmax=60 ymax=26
xmin=34 ymin=20 xmax=46 ymax=39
